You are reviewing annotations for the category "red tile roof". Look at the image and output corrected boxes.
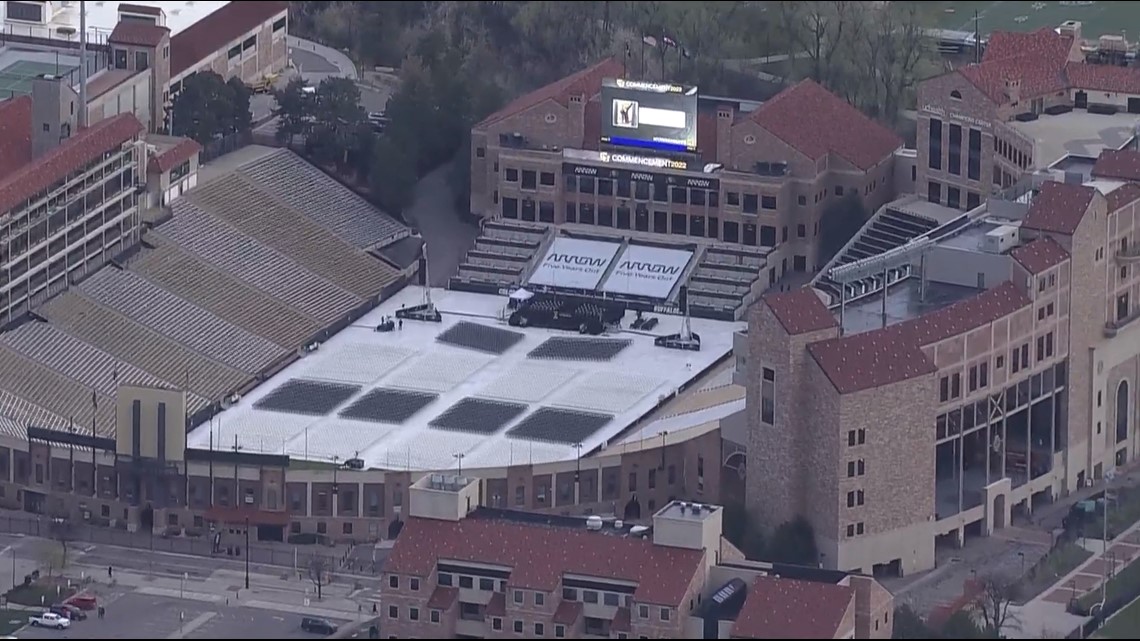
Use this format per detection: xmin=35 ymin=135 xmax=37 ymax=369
xmin=1108 ymin=183 xmax=1140 ymax=211
xmin=763 ymin=288 xmax=838 ymax=336
xmin=477 ymin=58 xmax=625 ymax=129
xmin=892 ymin=281 xmax=1031 ymax=346
xmin=1021 ymin=181 xmax=1098 ymax=235
xmin=731 ymin=576 xmax=854 ymax=639
xmin=552 ymin=600 xmax=581 ymax=625
xmin=150 ymin=137 xmax=202 ymax=173
xmin=809 ymin=281 xmax=1031 ymax=394
xmin=0 ymin=113 xmax=143 ymax=215
xmin=807 ymin=330 xmax=934 ymax=395
xmin=747 ymin=79 xmax=902 ymax=170
xmin=1092 ymin=149 xmax=1140 ymax=182
xmin=1010 ymin=237 xmax=1069 ymax=275
xmin=385 ymin=516 xmax=704 ymax=605
xmin=956 ymin=28 xmax=1140 ymax=103
xmin=1065 ymin=62 xmax=1140 ymax=95
xmin=170 ymin=1 xmax=288 ymax=77
xmin=0 ymin=96 xmax=33 ymax=180
xmin=119 ymin=3 xmax=163 ymax=17
xmin=108 ymin=20 xmax=169 ymax=47
xmin=426 ymin=586 xmax=458 ymax=610
xmin=959 ymin=29 xmax=1073 ymax=103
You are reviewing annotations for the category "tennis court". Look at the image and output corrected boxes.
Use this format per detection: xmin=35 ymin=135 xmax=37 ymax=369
xmin=936 ymin=1 xmax=1140 ymax=40
xmin=0 ymin=60 xmax=77 ymax=96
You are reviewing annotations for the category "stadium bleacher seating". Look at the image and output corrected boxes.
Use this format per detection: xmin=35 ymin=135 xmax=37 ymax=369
xmin=126 ymin=238 xmax=322 ymax=349
xmin=449 ymin=221 xmax=550 ymax=289
xmin=686 ymin=246 xmax=767 ymax=318
xmin=237 ymin=149 xmax=407 ymax=250
xmin=813 ymin=207 xmax=939 ymax=305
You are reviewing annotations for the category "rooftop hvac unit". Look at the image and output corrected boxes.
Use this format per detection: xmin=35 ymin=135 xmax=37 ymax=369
xmin=614 ymin=519 xmax=623 ymax=529
xmin=982 ymin=225 xmax=1018 ymax=254
xmin=629 ymin=525 xmax=650 ymax=536
xmin=586 ymin=515 xmax=604 ymax=531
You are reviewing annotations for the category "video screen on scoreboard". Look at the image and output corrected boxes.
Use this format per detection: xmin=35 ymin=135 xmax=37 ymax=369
xmin=600 ymin=78 xmax=698 ymax=153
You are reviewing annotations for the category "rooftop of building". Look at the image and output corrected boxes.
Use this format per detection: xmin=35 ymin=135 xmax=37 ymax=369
xmin=731 ymin=575 xmax=854 ymax=639
xmin=185 ymin=285 xmax=743 ymax=471
xmin=0 ymin=1 xmax=228 ymax=42
xmin=1007 ymin=108 xmax=1140 ymax=170
xmin=146 ymin=134 xmax=202 ymax=173
xmin=0 ymin=146 xmax=409 ymax=439
xmin=169 ymin=1 xmax=287 ymax=77
xmin=480 ymin=59 xmax=901 ymax=172
xmin=386 ymin=506 xmax=706 ymax=606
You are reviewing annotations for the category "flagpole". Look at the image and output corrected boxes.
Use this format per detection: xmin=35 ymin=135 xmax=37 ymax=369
xmin=640 ymin=38 xmax=646 ymax=79
xmin=660 ymin=31 xmax=666 ymax=81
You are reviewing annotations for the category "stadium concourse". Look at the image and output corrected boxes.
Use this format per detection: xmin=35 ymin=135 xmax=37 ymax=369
xmin=0 ymin=146 xmax=414 ymax=440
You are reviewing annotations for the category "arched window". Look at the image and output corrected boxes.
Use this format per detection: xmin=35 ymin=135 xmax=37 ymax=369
xmin=1116 ymin=380 xmax=1130 ymax=444
xmin=950 ymin=90 xmax=963 ymax=100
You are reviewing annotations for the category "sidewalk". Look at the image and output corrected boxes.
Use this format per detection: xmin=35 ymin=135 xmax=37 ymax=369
xmin=1008 ymin=518 xmax=1140 ymax=638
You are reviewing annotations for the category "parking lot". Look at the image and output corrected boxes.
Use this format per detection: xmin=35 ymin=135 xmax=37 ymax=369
xmin=16 ymin=592 xmax=347 ymax=639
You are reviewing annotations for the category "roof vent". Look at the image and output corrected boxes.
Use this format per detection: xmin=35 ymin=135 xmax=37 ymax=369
xmin=586 ymin=515 xmax=603 ymax=531
xmin=629 ymin=525 xmax=650 ymax=536
xmin=614 ymin=519 xmax=623 ymax=529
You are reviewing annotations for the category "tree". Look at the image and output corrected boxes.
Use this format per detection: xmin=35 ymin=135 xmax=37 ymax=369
xmin=819 ymin=192 xmax=870 ymax=261
xmin=764 ymin=516 xmax=818 ymax=566
xmin=847 ymin=2 xmax=936 ymax=124
xmin=273 ymin=78 xmax=314 ymax=144
xmin=721 ymin=502 xmax=766 ymax=560
xmin=369 ymin=134 xmax=418 ymax=216
xmin=892 ymin=605 xmax=937 ymax=639
xmin=776 ymin=1 xmax=857 ymax=87
xmin=48 ymin=517 xmax=75 ymax=571
xmin=974 ymin=575 xmax=1020 ymax=638
xmin=941 ymin=610 xmax=986 ymax=639
xmin=308 ymin=556 xmax=334 ymax=600
xmin=170 ymin=71 xmax=252 ymax=144
xmin=305 ymin=77 xmax=369 ymax=171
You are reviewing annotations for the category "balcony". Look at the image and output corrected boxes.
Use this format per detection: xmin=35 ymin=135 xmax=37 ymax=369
xmin=1117 ymin=245 xmax=1140 ymax=263
xmin=455 ymin=618 xmax=486 ymax=637
xmin=1104 ymin=307 xmax=1140 ymax=337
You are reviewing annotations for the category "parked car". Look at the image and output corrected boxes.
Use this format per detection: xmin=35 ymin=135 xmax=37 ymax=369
xmin=28 ymin=612 xmax=71 ymax=629
xmin=66 ymin=594 xmax=97 ymax=610
xmin=301 ymin=617 xmax=338 ymax=634
xmin=52 ymin=603 xmax=86 ymax=620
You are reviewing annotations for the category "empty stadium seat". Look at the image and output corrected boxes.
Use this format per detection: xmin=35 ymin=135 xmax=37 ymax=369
xmin=128 ymin=239 xmax=322 ymax=349
xmin=237 ymin=150 xmax=407 ymax=249
xmin=40 ymin=291 xmax=246 ymax=402
xmin=77 ymin=268 xmax=286 ymax=375
xmin=159 ymin=204 xmax=360 ymax=322
xmin=187 ymin=174 xmax=398 ymax=298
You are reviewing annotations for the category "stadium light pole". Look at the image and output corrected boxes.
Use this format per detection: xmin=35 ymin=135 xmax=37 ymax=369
xmin=453 ymin=453 xmax=464 ymax=477
xmin=244 ymin=516 xmax=250 ymax=590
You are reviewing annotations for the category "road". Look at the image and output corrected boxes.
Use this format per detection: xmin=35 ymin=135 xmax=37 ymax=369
xmin=17 ymin=592 xmax=347 ymax=639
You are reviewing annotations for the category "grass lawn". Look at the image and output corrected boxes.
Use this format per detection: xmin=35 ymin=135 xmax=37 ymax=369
xmin=0 ymin=609 xmax=26 ymax=636
xmin=1097 ymin=594 xmax=1140 ymax=638
xmin=3 ymin=581 xmax=76 ymax=607
xmin=1017 ymin=542 xmax=1093 ymax=604
xmin=934 ymin=1 xmax=1140 ymax=41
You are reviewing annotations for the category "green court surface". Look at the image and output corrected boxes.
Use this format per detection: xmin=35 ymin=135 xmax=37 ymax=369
xmin=936 ymin=1 xmax=1140 ymax=40
xmin=0 ymin=60 xmax=76 ymax=96
xmin=1096 ymin=594 xmax=1140 ymax=638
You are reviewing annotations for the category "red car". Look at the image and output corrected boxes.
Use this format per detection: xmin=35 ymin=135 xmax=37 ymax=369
xmin=66 ymin=594 xmax=97 ymax=611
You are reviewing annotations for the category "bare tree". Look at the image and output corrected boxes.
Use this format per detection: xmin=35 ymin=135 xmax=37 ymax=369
xmin=47 ymin=517 xmax=75 ymax=571
xmin=776 ymin=1 xmax=857 ymax=86
xmin=851 ymin=2 xmax=936 ymax=125
xmin=308 ymin=556 xmax=335 ymax=600
xmin=974 ymin=574 xmax=1021 ymax=638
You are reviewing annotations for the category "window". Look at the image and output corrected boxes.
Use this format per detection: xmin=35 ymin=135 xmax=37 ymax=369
xmin=968 ymin=129 xmax=982 ymax=180
xmin=540 ymin=171 xmax=555 ymax=186
xmin=389 ymin=575 xmax=399 ymax=589
xmin=479 ymin=578 xmax=494 ymax=591
xmin=556 ymin=624 xmax=566 ymax=637
xmin=648 ymin=468 xmax=657 ymax=489
xmin=505 ymin=168 xmax=519 ymax=182
xmin=628 ymin=472 xmax=637 ymax=492
xmin=535 ymin=592 xmax=545 ymax=606
xmin=927 ymin=180 xmax=942 ymax=204
xmin=430 ymin=609 xmax=440 ymax=623
xmin=521 ymin=170 xmax=537 ymax=190
xmin=667 ymin=465 xmax=676 ymax=484
xmin=584 ymin=591 xmax=599 ymax=604
xmin=639 ymin=605 xmax=650 ymax=618
xmin=928 ymin=118 xmax=943 ymax=170
xmin=242 ymin=35 xmax=256 ymax=51
xmin=514 ymin=620 xmax=524 ymax=633
xmin=410 ymin=608 xmax=419 ymax=621
xmin=948 ymin=124 xmax=962 ymax=176
xmin=502 ymin=197 xmax=518 ymax=219
xmin=604 ymin=592 xmax=620 ymax=607
xmin=743 ymin=193 xmax=759 ymax=214
xmin=273 ymin=16 xmax=288 ymax=32
xmin=660 ymin=607 xmax=670 ymax=621
xmin=761 ymin=195 xmax=777 ymax=209
xmin=761 ymin=367 xmax=775 ymax=425
xmin=438 ymin=573 xmax=452 ymax=586
xmin=135 ymin=51 xmax=149 ymax=71
xmin=459 ymin=576 xmax=474 ymax=589
xmin=797 ymin=224 xmax=806 ymax=238
xmin=563 ymin=587 xmax=577 ymax=601
xmin=514 ymin=590 xmax=524 ymax=604
xmin=535 ymin=623 xmax=545 ymax=636
xmin=388 ymin=605 xmax=398 ymax=619
xmin=727 ymin=192 xmax=740 ymax=206
xmin=493 ymin=617 xmax=503 ymax=630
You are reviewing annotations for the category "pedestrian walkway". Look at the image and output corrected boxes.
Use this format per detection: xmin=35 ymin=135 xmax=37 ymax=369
xmin=1009 ymin=518 xmax=1140 ymax=638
